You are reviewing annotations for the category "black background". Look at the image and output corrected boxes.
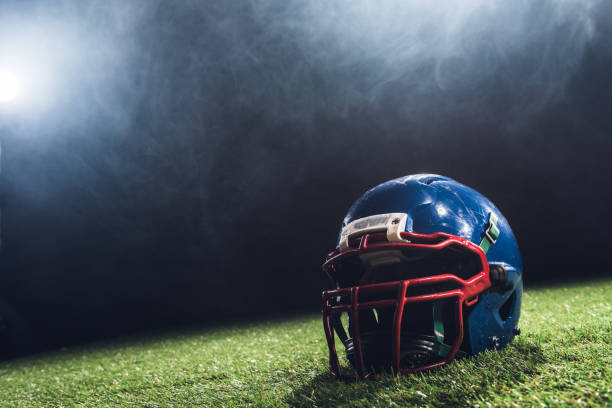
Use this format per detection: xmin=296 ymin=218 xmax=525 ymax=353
xmin=0 ymin=0 xmax=611 ymax=357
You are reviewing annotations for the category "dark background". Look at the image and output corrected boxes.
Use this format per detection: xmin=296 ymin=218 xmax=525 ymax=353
xmin=0 ymin=0 xmax=610 ymax=357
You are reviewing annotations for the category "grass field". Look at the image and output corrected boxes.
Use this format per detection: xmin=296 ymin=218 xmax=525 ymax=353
xmin=1 ymin=279 xmax=610 ymax=407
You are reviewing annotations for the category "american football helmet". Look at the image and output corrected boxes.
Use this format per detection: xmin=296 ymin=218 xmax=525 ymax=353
xmin=322 ymin=174 xmax=522 ymax=378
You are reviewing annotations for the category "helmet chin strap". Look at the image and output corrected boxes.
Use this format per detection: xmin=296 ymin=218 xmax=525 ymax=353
xmin=330 ymin=311 xmax=348 ymax=343
xmin=479 ymin=212 xmax=500 ymax=254
xmin=432 ymin=300 xmax=466 ymax=358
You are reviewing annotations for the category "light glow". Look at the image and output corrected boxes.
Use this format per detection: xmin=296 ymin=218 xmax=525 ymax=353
xmin=0 ymin=70 xmax=20 ymax=103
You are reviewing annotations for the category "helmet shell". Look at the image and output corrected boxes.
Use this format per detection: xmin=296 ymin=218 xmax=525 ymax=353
xmin=339 ymin=174 xmax=523 ymax=354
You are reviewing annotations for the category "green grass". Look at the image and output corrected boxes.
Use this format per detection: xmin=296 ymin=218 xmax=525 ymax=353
xmin=1 ymin=280 xmax=610 ymax=407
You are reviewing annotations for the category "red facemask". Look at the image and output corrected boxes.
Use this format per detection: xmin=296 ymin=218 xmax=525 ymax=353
xmin=322 ymin=230 xmax=492 ymax=379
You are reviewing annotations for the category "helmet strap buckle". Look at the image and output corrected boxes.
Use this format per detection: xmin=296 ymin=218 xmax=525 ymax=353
xmin=479 ymin=212 xmax=500 ymax=254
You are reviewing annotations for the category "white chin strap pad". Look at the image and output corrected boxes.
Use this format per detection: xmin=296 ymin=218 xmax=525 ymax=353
xmin=338 ymin=213 xmax=409 ymax=252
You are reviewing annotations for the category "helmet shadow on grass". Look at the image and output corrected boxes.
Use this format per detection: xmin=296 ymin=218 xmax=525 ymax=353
xmin=285 ymin=340 xmax=545 ymax=408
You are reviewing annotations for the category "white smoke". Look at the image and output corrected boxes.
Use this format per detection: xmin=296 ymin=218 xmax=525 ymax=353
xmin=250 ymin=0 xmax=600 ymax=128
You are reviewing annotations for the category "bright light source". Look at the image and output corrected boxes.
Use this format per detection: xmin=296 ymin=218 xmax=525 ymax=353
xmin=0 ymin=70 xmax=20 ymax=103
xmin=0 ymin=70 xmax=21 ymax=103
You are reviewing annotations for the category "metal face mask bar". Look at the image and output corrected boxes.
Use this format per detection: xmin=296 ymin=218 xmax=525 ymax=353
xmin=321 ymin=229 xmax=492 ymax=379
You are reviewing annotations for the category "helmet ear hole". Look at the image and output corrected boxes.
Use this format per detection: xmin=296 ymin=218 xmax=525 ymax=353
xmin=499 ymin=290 xmax=517 ymax=321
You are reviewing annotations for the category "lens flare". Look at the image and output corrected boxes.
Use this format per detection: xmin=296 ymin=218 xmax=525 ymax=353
xmin=0 ymin=70 xmax=21 ymax=103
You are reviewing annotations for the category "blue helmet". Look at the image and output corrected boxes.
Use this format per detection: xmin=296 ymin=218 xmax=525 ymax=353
xmin=322 ymin=174 xmax=523 ymax=378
